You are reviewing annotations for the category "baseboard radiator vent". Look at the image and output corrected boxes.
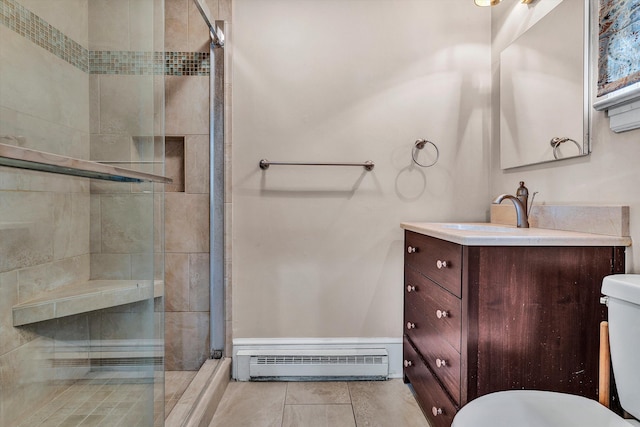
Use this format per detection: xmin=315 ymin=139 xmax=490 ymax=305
xmin=235 ymin=348 xmax=388 ymax=381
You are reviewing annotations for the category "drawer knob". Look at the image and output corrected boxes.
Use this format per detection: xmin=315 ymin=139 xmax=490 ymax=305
xmin=407 ymin=246 xmax=417 ymax=254
xmin=406 ymin=322 xmax=416 ymax=330
xmin=404 ymin=360 xmax=413 ymax=368
xmin=436 ymin=358 xmax=447 ymax=368
xmin=432 ymin=407 xmax=443 ymax=417
xmin=436 ymin=260 xmax=448 ymax=269
xmin=436 ymin=309 xmax=449 ymax=319
xmin=406 ymin=284 xmax=416 ymax=293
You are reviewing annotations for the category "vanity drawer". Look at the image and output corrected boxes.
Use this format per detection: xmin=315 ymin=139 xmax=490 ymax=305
xmin=403 ymin=338 xmax=457 ymax=427
xmin=405 ymin=300 xmax=461 ymax=404
xmin=405 ymin=231 xmax=462 ymax=297
xmin=405 ymin=266 xmax=461 ymax=352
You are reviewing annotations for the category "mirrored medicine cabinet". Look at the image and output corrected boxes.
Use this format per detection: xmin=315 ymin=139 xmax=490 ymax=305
xmin=500 ymin=0 xmax=590 ymax=169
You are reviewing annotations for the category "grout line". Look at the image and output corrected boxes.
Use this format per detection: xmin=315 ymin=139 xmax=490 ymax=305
xmin=347 ymin=382 xmax=358 ymax=426
xmin=280 ymin=382 xmax=289 ymax=427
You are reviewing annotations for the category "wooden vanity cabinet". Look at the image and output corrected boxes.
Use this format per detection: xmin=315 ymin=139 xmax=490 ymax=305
xmin=403 ymin=230 xmax=625 ymax=426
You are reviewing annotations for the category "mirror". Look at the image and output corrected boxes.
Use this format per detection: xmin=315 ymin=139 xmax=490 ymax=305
xmin=500 ymin=0 xmax=590 ymax=169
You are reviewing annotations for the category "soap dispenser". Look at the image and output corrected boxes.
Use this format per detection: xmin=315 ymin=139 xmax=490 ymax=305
xmin=516 ymin=181 xmax=529 ymax=216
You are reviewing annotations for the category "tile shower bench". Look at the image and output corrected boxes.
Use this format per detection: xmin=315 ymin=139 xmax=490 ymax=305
xmin=12 ymin=279 xmax=164 ymax=326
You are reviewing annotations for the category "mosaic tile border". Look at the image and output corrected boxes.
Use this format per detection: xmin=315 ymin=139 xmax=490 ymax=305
xmin=597 ymin=0 xmax=640 ymax=97
xmin=90 ymin=51 xmax=210 ymax=76
xmin=164 ymin=51 xmax=210 ymax=76
xmin=0 ymin=0 xmax=210 ymax=76
xmin=0 ymin=0 xmax=89 ymax=72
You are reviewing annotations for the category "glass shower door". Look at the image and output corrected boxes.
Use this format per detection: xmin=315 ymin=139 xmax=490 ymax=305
xmin=0 ymin=0 xmax=166 ymax=425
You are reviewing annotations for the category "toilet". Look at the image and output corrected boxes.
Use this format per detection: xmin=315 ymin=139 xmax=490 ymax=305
xmin=452 ymin=274 xmax=640 ymax=427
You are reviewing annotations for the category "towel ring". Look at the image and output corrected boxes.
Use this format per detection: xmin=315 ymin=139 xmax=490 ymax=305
xmin=550 ymin=137 xmax=582 ymax=160
xmin=412 ymin=139 xmax=439 ymax=168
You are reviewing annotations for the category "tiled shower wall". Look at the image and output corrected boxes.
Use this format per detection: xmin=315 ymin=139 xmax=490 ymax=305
xmin=0 ymin=1 xmax=91 ymax=424
xmin=163 ymin=0 xmax=232 ymax=371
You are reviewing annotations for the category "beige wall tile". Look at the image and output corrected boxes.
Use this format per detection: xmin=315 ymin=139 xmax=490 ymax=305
xmin=225 ymin=319 xmax=232 ymax=357
xmin=154 ymin=192 xmax=165 ymax=255
xmin=0 ymin=195 xmax=53 ymax=273
xmin=99 ymin=75 xmax=155 ymax=136
xmin=185 ymin=134 xmax=210 ymax=194
xmin=89 ymin=180 xmax=132 ymax=194
xmin=129 ymin=0 xmax=155 ymax=51
xmin=90 ymin=195 xmax=101 ymax=253
xmin=224 ymin=201 xmax=232 ymax=349
xmin=188 ymin=0 xmax=218 ymax=52
xmin=224 ymin=82 xmax=232 ymax=203
xmin=165 ymin=0 xmax=190 ymax=51
xmin=189 ymin=253 xmax=209 ymax=312
xmin=0 ymin=27 xmax=89 ymax=134
xmin=18 ymin=255 xmax=90 ymax=302
xmin=154 ymin=0 xmax=165 ymax=51
xmin=19 ymin=0 xmax=89 ymax=47
xmin=0 ymin=271 xmax=38 ymax=357
xmin=1 ymin=108 xmax=89 ymax=162
xmin=131 ymin=252 xmax=155 ymax=279
xmin=90 ymin=253 xmax=132 ymax=280
xmin=165 ymin=76 xmax=209 ymax=135
xmin=165 ymin=311 xmax=209 ymax=370
xmin=90 ymin=134 xmax=132 ymax=162
xmin=165 ymin=193 xmax=209 ymax=253
xmin=100 ymin=194 xmax=154 ymax=254
xmin=90 ymin=75 xmax=100 ymax=134
xmin=165 ymin=253 xmax=190 ymax=312
xmin=88 ymin=0 xmax=130 ymax=51
xmin=53 ymin=193 xmax=90 ymax=261
xmin=154 ymin=76 xmax=165 ymax=136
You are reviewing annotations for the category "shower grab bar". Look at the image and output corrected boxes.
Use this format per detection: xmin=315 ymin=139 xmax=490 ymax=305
xmin=0 ymin=142 xmax=172 ymax=183
xmin=259 ymin=159 xmax=374 ymax=171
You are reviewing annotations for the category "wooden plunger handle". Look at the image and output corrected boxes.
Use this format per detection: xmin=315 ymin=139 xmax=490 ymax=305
xmin=599 ymin=321 xmax=610 ymax=408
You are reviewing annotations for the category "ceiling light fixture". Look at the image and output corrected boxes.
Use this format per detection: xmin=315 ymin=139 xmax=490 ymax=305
xmin=474 ymin=0 xmax=535 ymax=6
xmin=474 ymin=0 xmax=501 ymax=5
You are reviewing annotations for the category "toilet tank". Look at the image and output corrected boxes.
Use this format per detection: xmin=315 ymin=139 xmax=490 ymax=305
xmin=602 ymin=274 xmax=640 ymax=419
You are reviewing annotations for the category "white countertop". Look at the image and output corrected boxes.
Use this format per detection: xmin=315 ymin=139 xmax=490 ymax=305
xmin=401 ymin=222 xmax=632 ymax=247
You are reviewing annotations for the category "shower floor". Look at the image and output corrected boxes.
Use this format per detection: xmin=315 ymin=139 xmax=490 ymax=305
xmin=16 ymin=371 xmax=164 ymax=427
xmin=164 ymin=370 xmax=197 ymax=416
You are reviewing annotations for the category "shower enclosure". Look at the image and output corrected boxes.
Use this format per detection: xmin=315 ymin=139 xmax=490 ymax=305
xmin=0 ymin=0 xmax=166 ymax=425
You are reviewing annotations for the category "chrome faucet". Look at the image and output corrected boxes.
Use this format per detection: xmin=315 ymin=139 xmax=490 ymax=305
xmin=493 ymin=181 xmax=530 ymax=228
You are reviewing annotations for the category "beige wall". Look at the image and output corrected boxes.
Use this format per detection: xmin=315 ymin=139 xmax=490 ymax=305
xmin=231 ymin=0 xmax=492 ymax=339
xmin=489 ymin=0 xmax=640 ymax=272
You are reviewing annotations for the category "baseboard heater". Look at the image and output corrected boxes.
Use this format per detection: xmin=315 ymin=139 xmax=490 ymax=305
xmin=236 ymin=348 xmax=389 ymax=381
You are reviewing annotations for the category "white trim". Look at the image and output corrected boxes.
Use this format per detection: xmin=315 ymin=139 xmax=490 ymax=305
xmin=608 ymin=99 xmax=640 ymax=133
xmin=232 ymin=337 xmax=403 ymax=380
xmin=594 ymin=82 xmax=640 ymax=133
xmin=594 ymin=81 xmax=640 ymax=111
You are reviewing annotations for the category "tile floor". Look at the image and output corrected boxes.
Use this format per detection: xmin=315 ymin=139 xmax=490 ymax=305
xmin=17 ymin=371 xmax=162 ymax=427
xmin=208 ymin=380 xmax=430 ymax=427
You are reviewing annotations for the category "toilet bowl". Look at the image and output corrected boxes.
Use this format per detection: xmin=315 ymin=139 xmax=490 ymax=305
xmin=452 ymin=390 xmax=635 ymax=426
xmin=452 ymin=274 xmax=640 ymax=427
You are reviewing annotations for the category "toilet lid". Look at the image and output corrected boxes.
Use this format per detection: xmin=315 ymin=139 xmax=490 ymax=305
xmin=452 ymin=390 xmax=632 ymax=427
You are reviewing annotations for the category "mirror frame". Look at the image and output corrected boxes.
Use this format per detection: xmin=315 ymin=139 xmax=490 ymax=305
xmin=500 ymin=0 xmax=591 ymax=170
